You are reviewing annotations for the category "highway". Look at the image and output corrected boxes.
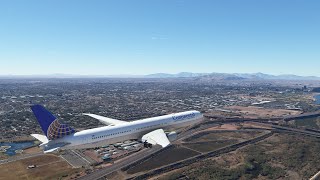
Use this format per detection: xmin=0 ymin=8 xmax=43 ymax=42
xmin=77 ymin=119 xmax=320 ymax=180
xmin=60 ymin=150 xmax=94 ymax=168
xmin=76 ymin=122 xmax=212 ymax=180
xmin=250 ymin=122 xmax=320 ymax=138
xmin=77 ymin=146 xmax=163 ymax=180
xmin=272 ymin=125 xmax=320 ymax=137
xmin=123 ymin=120 xmax=320 ymax=180
xmin=283 ymin=111 xmax=320 ymax=121
xmin=127 ymin=131 xmax=274 ymax=180
xmin=3 ymin=117 xmax=320 ymax=180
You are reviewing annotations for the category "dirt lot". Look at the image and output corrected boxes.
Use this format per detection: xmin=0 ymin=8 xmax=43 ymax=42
xmin=22 ymin=146 xmax=42 ymax=154
xmin=242 ymin=122 xmax=273 ymax=130
xmin=205 ymin=124 xmax=240 ymax=131
xmin=0 ymin=154 xmax=79 ymax=180
xmin=225 ymin=106 xmax=301 ymax=118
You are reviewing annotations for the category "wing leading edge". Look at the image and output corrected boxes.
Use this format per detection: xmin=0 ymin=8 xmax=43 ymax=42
xmin=83 ymin=113 xmax=127 ymax=126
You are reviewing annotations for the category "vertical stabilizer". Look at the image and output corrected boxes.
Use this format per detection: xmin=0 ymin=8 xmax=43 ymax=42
xmin=31 ymin=105 xmax=75 ymax=140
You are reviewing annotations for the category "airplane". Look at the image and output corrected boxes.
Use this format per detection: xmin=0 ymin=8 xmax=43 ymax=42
xmin=30 ymin=105 xmax=203 ymax=153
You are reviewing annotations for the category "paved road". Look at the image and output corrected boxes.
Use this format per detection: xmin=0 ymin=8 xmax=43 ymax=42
xmin=272 ymin=125 xmax=320 ymax=137
xmin=251 ymin=122 xmax=320 ymax=137
xmin=128 ymin=132 xmax=274 ymax=180
xmin=77 ymin=123 xmax=221 ymax=180
xmin=61 ymin=150 xmax=93 ymax=168
xmin=77 ymin=146 xmax=162 ymax=180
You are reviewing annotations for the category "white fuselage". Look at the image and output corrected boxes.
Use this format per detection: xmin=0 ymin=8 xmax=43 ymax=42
xmin=44 ymin=110 xmax=202 ymax=150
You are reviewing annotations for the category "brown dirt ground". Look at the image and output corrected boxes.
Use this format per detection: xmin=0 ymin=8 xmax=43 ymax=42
xmin=211 ymin=150 xmax=245 ymax=169
xmin=225 ymin=106 xmax=301 ymax=118
xmin=22 ymin=147 xmax=42 ymax=154
xmin=0 ymin=154 xmax=78 ymax=180
xmin=84 ymin=150 xmax=103 ymax=163
xmin=151 ymin=168 xmax=186 ymax=180
xmin=242 ymin=122 xmax=273 ymax=130
xmin=205 ymin=123 xmax=240 ymax=131
xmin=104 ymin=170 xmax=127 ymax=180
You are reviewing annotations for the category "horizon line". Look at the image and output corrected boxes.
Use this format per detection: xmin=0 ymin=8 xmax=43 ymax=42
xmin=0 ymin=72 xmax=319 ymax=78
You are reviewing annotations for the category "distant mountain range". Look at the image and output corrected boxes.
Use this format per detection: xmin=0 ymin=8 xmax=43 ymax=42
xmin=145 ymin=72 xmax=210 ymax=78
xmin=1 ymin=72 xmax=320 ymax=81
xmin=146 ymin=72 xmax=320 ymax=80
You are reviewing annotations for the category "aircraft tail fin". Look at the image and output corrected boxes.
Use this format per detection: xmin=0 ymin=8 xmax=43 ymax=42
xmin=31 ymin=105 xmax=75 ymax=140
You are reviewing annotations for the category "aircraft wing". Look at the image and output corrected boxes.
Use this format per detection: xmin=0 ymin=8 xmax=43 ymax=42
xmin=83 ymin=113 xmax=127 ymax=126
xmin=141 ymin=129 xmax=170 ymax=148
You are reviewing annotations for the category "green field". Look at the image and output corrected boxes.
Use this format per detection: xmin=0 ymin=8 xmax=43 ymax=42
xmin=183 ymin=140 xmax=238 ymax=153
xmin=294 ymin=116 xmax=320 ymax=129
xmin=126 ymin=146 xmax=200 ymax=174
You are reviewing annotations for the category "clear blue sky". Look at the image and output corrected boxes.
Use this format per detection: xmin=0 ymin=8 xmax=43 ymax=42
xmin=0 ymin=0 xmax=319 ymax=76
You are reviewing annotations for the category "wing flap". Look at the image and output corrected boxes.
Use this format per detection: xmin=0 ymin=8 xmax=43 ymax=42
xmin=141 ymin=129 xmax=170 ymax=148
xmin=83 ymin=113 xmax=127 ymax=126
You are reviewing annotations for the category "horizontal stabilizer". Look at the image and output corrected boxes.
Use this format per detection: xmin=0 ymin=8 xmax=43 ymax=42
xmin=142 ymin=129 xmax=170 ymax=148
xmin=43 ymin=142 xmax=69 ymax=153
xmin=44 ymin=147 xmax=60 ymax=153
xmin=83 ymin=113 xmax=127 ymax=126
xmin=31 ymin=134 xmax=49 ymax=144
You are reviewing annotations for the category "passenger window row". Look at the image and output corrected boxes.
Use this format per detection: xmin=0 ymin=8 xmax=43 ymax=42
xmin=135 ymin=122 xmax=168 ymax=131
xmin=92 ymin=129 xmax=132 ymax=139
xmin=92 ymin=121 xmax=169 ymax=140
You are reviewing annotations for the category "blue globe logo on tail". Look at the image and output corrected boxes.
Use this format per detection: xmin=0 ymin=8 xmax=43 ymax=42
xmin=31 ymin=105 xmax=75 ymax=140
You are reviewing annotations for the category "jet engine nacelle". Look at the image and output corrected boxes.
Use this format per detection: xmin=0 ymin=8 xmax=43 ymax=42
xmin=166 ymin=131 xmax=178 ymax=141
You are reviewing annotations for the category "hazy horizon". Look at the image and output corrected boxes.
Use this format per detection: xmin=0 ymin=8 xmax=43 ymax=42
xmin=1 ymin=71 xmax=320 ymax=78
